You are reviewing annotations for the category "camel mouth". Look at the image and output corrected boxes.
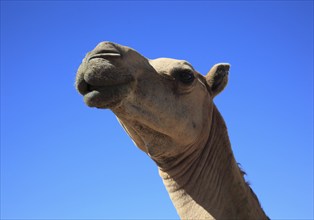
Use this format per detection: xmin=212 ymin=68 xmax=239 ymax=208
xmin=76 ymin=42 xmax=134 ymax=108
xmin=76 ymin=67 xmax=134 ymax=108
xmin=77 ymin=79 xmax=132 ymax=109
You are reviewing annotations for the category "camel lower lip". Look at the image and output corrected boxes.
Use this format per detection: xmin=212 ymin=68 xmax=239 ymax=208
xmin=84 ymin=90 xmax=115 ymax=109
xmin=83 ymin=84 xmax=129 ymax=109
xmin=84 ymin=90 xmax=107 ymax=108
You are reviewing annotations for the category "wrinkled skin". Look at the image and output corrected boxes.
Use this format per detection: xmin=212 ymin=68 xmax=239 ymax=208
xmin=75 ymin=42 xmax=270 ymax=220
xmin=76 ymin=41 xmax=229 ymax=164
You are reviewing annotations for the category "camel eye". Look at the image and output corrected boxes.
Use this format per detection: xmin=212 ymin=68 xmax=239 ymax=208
xmin=178 ymin=70 xmax=195 ymax=84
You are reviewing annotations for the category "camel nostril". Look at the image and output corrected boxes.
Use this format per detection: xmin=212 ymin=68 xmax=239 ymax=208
xmin=89 ymin=43 xmax=121 ymax=61
xmin=89 ymin=52 xmax=121 ymax=61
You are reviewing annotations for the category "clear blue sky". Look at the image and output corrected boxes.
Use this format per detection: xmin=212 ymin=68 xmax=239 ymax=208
xmin=1 ymin=1 xmax=313 ymax=219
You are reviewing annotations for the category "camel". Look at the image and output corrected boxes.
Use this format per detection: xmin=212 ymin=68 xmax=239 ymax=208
xmin=75 ymin=41 xmax=269 ymax=219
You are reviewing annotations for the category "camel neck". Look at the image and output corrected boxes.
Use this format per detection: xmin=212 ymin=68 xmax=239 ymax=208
xmin=158 ymin=105 xmax=268 ymax=219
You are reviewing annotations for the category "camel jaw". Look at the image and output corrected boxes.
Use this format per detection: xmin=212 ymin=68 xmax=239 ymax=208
xmin=76 ymin=47 xmax=134 ymax=109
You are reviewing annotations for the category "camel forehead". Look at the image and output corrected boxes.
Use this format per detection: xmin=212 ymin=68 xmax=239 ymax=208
xmin=149 ymin=58 xmax=194 ymax=74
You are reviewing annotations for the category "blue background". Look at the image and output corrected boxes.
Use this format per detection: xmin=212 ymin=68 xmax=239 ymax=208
xmin=1 ymin=1 xmax=313 ymax=219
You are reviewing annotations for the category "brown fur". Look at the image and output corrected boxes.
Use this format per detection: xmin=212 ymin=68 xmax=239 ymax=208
xmin=76 ymin=41 xmax=269 ymax=219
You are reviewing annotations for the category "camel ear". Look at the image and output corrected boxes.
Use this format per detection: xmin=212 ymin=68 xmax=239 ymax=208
xmin=205 ymin=63 xmax=230 ymax=97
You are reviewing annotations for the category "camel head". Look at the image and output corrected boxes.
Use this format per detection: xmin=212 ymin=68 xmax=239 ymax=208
xmin=76 ymin=41 xmax=230 ymax=166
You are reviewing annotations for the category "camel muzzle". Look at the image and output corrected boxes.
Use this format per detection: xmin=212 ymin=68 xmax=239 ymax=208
xmin=75 ymin=42 xmax=135 ymax=109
